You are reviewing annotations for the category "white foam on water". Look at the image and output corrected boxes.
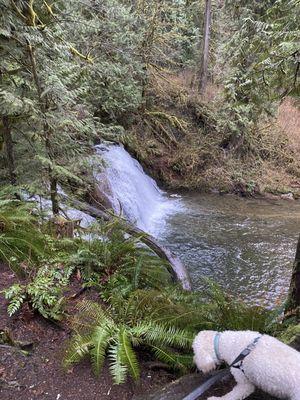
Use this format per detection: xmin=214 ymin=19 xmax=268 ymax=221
xmin=95 ymin=144 xmax=181 ymax=236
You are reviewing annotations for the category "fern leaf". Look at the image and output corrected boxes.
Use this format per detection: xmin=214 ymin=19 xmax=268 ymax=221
xmin=73 ymin=300 xmax=110 ymax=331
xmin=90 ymin=325 xmax=110 ymax=376
xmin=119 ymin=328 xmax=140 ymax=381
xmin=64 ymin=334 xmax=92 ymax=368
xmin=133 ymin=322 xmax=193 ymax=349
xmin=108 ymin=338 xmax=128 ymax=384
xmin=149 ymin=344 xmax=191 ymax=371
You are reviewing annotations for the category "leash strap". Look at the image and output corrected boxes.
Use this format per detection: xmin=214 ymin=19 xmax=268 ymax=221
xmin=181 ymin=369 xmax=230 ymax=400
xmin=182 ymin=336 xmax=261 ymax=400
xmin=231 ymin=336 xmax=261 ymax=371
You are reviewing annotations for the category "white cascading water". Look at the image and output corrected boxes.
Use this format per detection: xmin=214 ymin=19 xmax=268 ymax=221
xmin=95 ymin=144 xmax=180 ymax=236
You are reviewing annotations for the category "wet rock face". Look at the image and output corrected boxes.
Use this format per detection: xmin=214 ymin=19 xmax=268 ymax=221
xmin=132 ymin=372 xmax=278 ymax=400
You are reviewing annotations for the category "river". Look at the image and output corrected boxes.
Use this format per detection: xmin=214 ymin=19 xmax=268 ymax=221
xmin=159 ymin=193 xmax=300 ymax=306
xmin=98 ymin=144 xmax=300 ymax=307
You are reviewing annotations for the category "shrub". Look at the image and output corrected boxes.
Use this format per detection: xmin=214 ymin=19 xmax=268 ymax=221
xmin=64 ymin=300 xmax=193 ymax=384
xmin=3 ymin=265 xmax=74 ymax=320
xmin=0 ymin=189 xmax=46 ymax=274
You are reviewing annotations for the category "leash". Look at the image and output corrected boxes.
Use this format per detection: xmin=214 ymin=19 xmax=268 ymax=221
xmin=182 ymin=335 xmax=261 ymax=400
xmin=181 ymin=369 xmax=231 ymax=400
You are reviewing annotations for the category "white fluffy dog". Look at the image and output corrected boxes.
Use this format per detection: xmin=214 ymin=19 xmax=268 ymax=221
xmin=193 ymin=330 xmax=300 ymax=400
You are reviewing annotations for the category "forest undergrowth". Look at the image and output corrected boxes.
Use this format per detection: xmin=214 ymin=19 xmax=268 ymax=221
xmin=126 ymin=69 xmax=300 ymax=197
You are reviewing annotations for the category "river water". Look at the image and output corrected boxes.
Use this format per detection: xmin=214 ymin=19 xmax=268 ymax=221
xmin=98 ymin=145 xmax=300 ymax=307
xmin=159 ymin=194 xmax=300 ymax=306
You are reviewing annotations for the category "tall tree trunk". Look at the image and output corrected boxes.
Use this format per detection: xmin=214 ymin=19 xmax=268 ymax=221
xmin=27 ymin=43 xmax=59 ymax=215
xmin=2 ymin=117 xmax=17 ymax=185
xmin=198 ymin=0 xmax=211 ymax=94
xmin=285 ymin=234 xmax=300 ymax=317
xmin=50 ymin=174 xmax=59 ymax=215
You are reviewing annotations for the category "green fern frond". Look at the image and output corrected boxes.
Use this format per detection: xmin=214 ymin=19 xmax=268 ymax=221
xmin=64 ymin=334 xmax=93 ymax=369
xmin=109 ymin=338 xmax=128 ymax=384
xmin=0 ymin=192 xmax=47 ymax=274
xmin=119 ymin=328 xmax=140 ymax=381
xmin=133 ymin=322 xmax=193 ymax=349
xmin=6 ymin=293 xmax=26 ymax=316
xmin=90 ymin=325 xmax=111 ymax=376
xmin=149 ymin=344 xmax=191 ymax=371
xmin=72 ymin=300 xmax=110 ymax=332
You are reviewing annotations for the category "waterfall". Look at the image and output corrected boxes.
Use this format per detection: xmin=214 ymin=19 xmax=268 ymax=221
xmin=95 ymin=144 xmax=180 ymax=235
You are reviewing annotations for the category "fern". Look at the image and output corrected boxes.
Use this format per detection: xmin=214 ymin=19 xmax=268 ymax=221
xmin=134 ymin=322 xmax=193 ymax=349
xmin=3 ymin=265 xmax=71 ymax=320
xmin=90 ymin=325 xmax=111 ymax=376
xmin=0 ymin=189 xmax=46 ymax=275
xmin=3 ymin=284 xmax=26 ymax=317
xmin=64 ymin=334 xmax=93 ymax=368
xmin=109 ymin=338 xmax=128 ymax=384
xmin=64 ymin=300 xmax=193 ymax=384
xmin=68 ymin=221 xmax=172 ymax=296
xmin=118 ymin=328 xmax=140 ymax=380
xmin=150 ymin=344 xmax=193 ymax=371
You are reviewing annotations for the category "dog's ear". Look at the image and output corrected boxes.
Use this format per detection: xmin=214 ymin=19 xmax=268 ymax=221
xmin=193 ymin=352 xmax=217 ymax=374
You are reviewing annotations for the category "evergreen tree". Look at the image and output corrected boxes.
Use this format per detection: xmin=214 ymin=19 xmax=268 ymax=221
xmin=219 ymin=0 xmax=300 ymax=151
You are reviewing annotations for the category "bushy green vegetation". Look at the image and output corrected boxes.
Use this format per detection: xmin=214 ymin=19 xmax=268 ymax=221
xmin=2 ymin=196 xmax=297 ymax=384
xmin=3 ymin=264 xmax=74 ymax=320
xmin=0 ymin=188 xmax=46 ymax=273
xmin=64 ymin=299 xmax=193 ymax=384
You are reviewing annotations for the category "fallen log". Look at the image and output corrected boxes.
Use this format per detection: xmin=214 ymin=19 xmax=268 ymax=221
xmin=65 ymin=197 xmax=192 ymax=290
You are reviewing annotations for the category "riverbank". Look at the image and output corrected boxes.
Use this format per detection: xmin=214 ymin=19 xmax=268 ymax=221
xmin=2 ymin=259 xmax=298 ymax=400
xmin=0 ymin=262 xmax=289 ymax=400
xmin=125 ymin=70 xmax=300 ymax=198
xmin=1 ymin=193 xmax=299 ymax=400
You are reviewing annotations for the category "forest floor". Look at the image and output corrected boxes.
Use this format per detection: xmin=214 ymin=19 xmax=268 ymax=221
xmin=0 ymin=263 xmax=280 ymax=400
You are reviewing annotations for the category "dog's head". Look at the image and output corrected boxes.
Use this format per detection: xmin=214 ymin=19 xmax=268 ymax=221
xmin=192 ymin=330 xmax=221 ymax=374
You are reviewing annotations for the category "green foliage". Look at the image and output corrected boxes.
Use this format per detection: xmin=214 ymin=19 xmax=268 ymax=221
xmin=3 ymin=284 xmax=26 ymax=316
xmin=220 ymin=0 xmax=300 ymax=146
xmin=64 ymin=279 xmax=283 ymax=384
xmin=68 ymin=220 xmax=172 ymax=293
xmin=202 ymin=282 xmax=280 ymax=333
xmin=0 ymin=0 xmax=145 ymax=209
xmin=64 ymin=300 xmax=193 ymax=383
xmin=280 ymin=324 xmax=300 ymax=344
xmin=0 ymin=188 xmax=46 ymax=274
xmin=107 ymin=280 xmax=280 ymax=335
xmin=3 ymin=265 xmax=73 ymax=320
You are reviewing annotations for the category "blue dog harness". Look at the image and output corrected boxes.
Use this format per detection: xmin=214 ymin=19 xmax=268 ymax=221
xmin=214 ymin=333 xmax=261 ymax=373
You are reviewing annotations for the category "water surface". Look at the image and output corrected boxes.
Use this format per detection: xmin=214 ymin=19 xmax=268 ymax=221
xmin=159 ymin=194 xmax=300 ymax=306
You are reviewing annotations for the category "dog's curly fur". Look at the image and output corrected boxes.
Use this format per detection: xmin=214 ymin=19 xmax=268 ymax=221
xmin=193 ymin=330 xmax=300 ymax=400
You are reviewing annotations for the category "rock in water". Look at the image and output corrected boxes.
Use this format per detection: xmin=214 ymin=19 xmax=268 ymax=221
xmin=280 ymin=192 xmax=294 ymax=200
